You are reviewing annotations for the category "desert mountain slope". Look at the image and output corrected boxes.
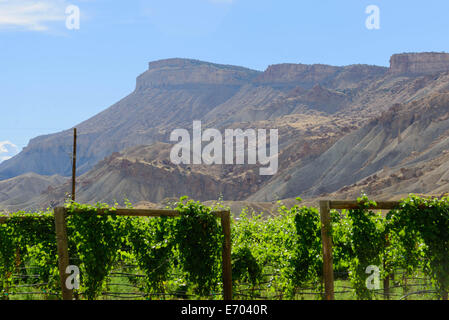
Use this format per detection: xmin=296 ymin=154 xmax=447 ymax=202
xmin=0 ymin=173 xmax=66 ymax=212
xmin=3 ymin=53 xmax=449 ymax=210
xmin=23 ymin=142 xmax=266 ymax=209
xmin=249 ymin=92 xmax=449 ymax=201
xmin=0 ymin=58 xmax=391 ymax=180
xmin=19 ymin=113 xmax=351 ymax=210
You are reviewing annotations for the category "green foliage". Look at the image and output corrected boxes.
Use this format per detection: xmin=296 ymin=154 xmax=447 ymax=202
xmin=384 ymin=210 xmax=424 ymax=276
xmin=0 ymin=211 xmax=58 ymax=299
xmin=231 ymin=198 xmax=323 ymax=298
xmin=173 ymin=197 xmax=223 ymax=297
xmin=331 ymin=209 xmax=352 ymax=275
xmin=289 ymin=204 xmax=322 ymax=290
xmin=0 ymin=198 xmax=227 ymax=300
xmin=127 ymin=216 xmax=176 ymax=296
xmin=387 ymin=195 xmax=449 ymax=299
xmin=0 ymin=220 xmax=16 ymax=298
xmin=3 ymin=194 xmax=449 ymax=300
xmin=66 ymin=202 xmax=123 ymax=300
xmin=346 ymin=196 xmax=386 ymax=299
xmin=231 ymin=246 xmax=262 ymax=287
xmin=231 ymin=204 xmax=297 ymax=297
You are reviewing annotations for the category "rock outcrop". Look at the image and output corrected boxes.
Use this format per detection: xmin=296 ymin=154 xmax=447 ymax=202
xmin=136 ymin=58 xmax=260 ymax=89
xmin=255 ymin=63 xmax=340 ymax=87
xmin=254 ymin=63 xmax=387 ymax=89
xmin=389 ymin=52 xmax=449 ymax=75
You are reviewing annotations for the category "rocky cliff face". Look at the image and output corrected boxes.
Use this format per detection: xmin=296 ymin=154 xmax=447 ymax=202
xmin=254 ymin=63 xmax=387 ymax=89
xmin=136 ymin=58 xmax=260 ymax=89
xmin=389 ymin=52 xmax=449 ymax=75
xmin=255 ymin=63 xmax=341 ymax=87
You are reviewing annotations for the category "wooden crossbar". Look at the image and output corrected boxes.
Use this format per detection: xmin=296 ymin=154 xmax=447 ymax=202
xmin=329 ymin=200 xmax=400 ymax=210
xmin=66 ymin=208 xmax=230 ymax=218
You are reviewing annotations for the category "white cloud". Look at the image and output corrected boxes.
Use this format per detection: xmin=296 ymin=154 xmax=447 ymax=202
xmin=0 ymin=0 xmax=69 ymax=31
xmin=0 ymin=141 xmax=19 ymax=163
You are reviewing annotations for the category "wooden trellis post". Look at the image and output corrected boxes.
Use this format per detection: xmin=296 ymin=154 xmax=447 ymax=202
xmin=319 ymin=200 xmax=334 ymax=300
xmin=71 ymin=128 xmax=77 ymax=202
xmin=221 ymin=210 xmax=232 ymax=300
xmin=54 ymin=207 xmax=73 ymax=300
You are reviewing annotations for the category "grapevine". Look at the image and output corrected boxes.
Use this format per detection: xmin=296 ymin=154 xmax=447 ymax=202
xmin=1 ymin=194 xmax=449 ymax=300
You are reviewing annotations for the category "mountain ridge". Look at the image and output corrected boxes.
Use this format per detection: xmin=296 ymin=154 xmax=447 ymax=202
xmin=2 ymin=52 xmax=449 ymax=211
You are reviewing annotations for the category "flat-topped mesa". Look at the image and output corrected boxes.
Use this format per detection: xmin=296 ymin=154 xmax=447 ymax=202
xmin=136 ymin=58 xmax=260 ymax=90
xmin=256 ymin=63 xmax=340 ymax=85
xmin=389 ymin=52 xmax=449 ymax=75
xmin=254 ymin=63 xmax=387 ymax=89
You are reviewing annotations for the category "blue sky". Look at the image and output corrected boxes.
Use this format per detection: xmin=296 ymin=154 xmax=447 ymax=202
xmin=1 ymin=0 xmax=449 ymax=160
